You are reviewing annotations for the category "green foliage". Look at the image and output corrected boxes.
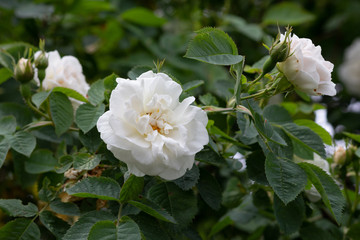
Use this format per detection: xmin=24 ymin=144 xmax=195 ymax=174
xmin=49 ymin=92 xmax=73 ymax=136
xmin=185 ymin=28 xmax=243 ymax=65
xmin=119 ymin=175 xmax=144 ymax=203
xmin=39 ymin=211 xmax=70 ymax=239
xmin=73 ymin=153 xmax=101 ymax=171
xmin=121 ymin=7 xmax=167 ymax=27
xmin=63 ymin=211 xmax=116 ymax=240
xmin=265 ymin=153 xmax=307 ymax=204
xmin=128 ymin=199 xmax=176 ymax=223
xmin=299 ymin=162 xmax=345 ymax=224
xmin=147 ymin=182 xmax=197 ymax=227
xmin=197 ymin=169 xmax=222 ymax=210
xmin=273 ymin=195 xmax=305 ymax=234
xmin=25 ymin=149 xmax=57 ymax=174
xmin=0 ymin=199 xmax=38 ymax=217
xmin=75 ymin=103 xmax=105 ymax=133
xmin=0 ymin=218 xmax=40 ymax=240
xmin=66 ymin=177 xmax=121 ymax=202
xmin=263 ymin=2 xmax=315 ymax=26
xmin=52 ymin=87 xmax=88 ymax=103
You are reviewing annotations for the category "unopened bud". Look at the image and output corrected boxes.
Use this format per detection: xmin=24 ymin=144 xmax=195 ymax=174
xmin=14 ymin=58 xmax=34 ymax=84
xmin=34 ymin=51 xmax=48 ymax=69
xmin=333 ymin=146 xmax=346 ymax=165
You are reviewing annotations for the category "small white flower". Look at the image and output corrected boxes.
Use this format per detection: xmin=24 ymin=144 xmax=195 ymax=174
xmin=277 ymin=33 xmax=336 ymax=96
xmin=34 ymin=50 xmax=89 ymax=110
xmin=339 ymin=38 xmax=360 ymax=97
xmin=97 ymin=71 xmax=209 ymax=180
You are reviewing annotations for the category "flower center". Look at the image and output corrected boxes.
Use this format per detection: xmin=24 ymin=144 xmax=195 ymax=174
xmin=144 ymin=109 xmax=172 ymax=135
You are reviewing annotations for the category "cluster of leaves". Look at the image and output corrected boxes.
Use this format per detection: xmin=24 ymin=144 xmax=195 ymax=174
xmin=1 ymin=1 xmax=360 ymax=240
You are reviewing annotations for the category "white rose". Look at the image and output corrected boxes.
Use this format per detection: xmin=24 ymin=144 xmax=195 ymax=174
xmin=97 ymin=71 xmax=209 ymax=180
xmin=34 ymin=50 xmax=90 ymax=110
xmin=277 ymin=33 xmax=336 ymax=96
xmin=338 ymin=38 xmax=360 ymax=97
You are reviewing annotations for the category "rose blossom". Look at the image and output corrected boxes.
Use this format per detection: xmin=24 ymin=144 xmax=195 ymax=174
xmin=277 ymin=33 xmax=336 ymax=96
xmin=338 ymin=38 xmax=360 ymax=97
xmin=97 ymin=71 xmax=209 ymax=180
xmin=34 ymin=50 xmax=89 ymax=110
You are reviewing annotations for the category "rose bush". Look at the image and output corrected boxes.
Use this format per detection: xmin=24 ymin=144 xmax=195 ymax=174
xmin=277 ymin=33 xmax=336 ymax=96
xmin=97 ymin=70 xmax=209 ymax=180
xmin=339 ymin=38 xmax=360 ymax=97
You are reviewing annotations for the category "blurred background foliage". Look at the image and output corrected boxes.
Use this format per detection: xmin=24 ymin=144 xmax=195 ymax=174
xmin=1 ymin=0 xmax=360 ymax=238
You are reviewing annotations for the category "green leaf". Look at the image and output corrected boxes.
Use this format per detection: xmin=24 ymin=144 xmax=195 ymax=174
xmin=195 ymin=147 xmax=227 ymax=166
xmin=73 ymin=153 xmax=101 ymax=171
xmin=0 ymin=49 xmax=15 ymax=70
xmin=263 ymin=105 xmax=292 ymax=124
xmin=79 ymin=128 xmax=102 ymax=153
xmin=49 ymin=92 xmax=73 ymax=136
xmin=128 ymin=66 xmax=153 ymax=80
xmin=66 ymin=176 xmax=121 ymax=201
xmin=0 ymin=102 xmax=33 ymax=127
xmin=0 ymin=137 xmax=10 ymax=168
xmin=173 ymin=164 xmax=199 ymax=191
xmin=0 ymin=218 xmax=40 ymax=240
xmin=208 ymin=216 xmax=233 ymax=237
xmin=88 ymin=80 xmax=105 ymax=106
xmin=0 ymin=116 xmax=16 ymax=135
xmin=129 ymin=198 xmax=177 ymax=223
xmin=299 ymin=162 xmax=345 ymax=224
xmin=121 ymin=7 xmax=167 ymax=27
xmin=343 ymin=132 xmax=360 ymax=143
xmin=281 ymin=123 xmax=326 ymax=159
xmin=197 ymin=169 xmax=222 ymax=210
xmin=0 ymin=68 xmax=13 ymax=85
xmin=222 ymin=177 xmax=245 ymax=208
xmin=52 ymin=87 xmax=88 ymax=103
xmin=49 ymin=198 xmax=80 ymax=216
xmin=185 ymin=27 xmax=243 ymax=65
xmin=265 ymin=153 xmax=307 ymax=204
xmin=347 ymin=221 xmax=360 ymax=240
xmin=131 ymin=214 xmax=170 ymax=240
xmin=246 ymin=150 xmax=268 ymax=185
xmin=88 ymin=221 xmax=116 ymax=240
xmin=224 ymin=14 xmax=263 ymax=41
xmin=117 ymin=216 xmax=142 ymax=240
xmin=263 ymin=2 xmax=315 ymax=26
xmin=294 ymin=119 xmax=332 ymax=145
xmin=182 ymin=80 xmax=204 ymax=92
xmin=63 ymin=211 xmax=116 ymax=240
xmin=300 ymin=223 xmax=334 ymax=240
xmin=0 ymin=199 xmax=38 ymax=217
xmin=10 ymin=131 xmax=36 ymax=157
xmin=119 ymin=175 xmax=144 ymax=203
xmin=147 ymin=182 xmax=197 ymax=226
xmin=25 ymin=149 xmax=57 ymax=174
xmin=253 ymin=113 xmax=287 ymax=146
xmin=31 ymin=91 xmax=51 ymax=108
xmin=103 ymin=73 xmax=118 ymax=90
xmin=39 ymin=177 xmax=56 ymax=202
xmin=75 ymin=103 xmax=105 ymax=133
xmin=39 ymin=210 xmax=70 ymax=239
xmin=273 ymin=195 xmax=305 ymax=235
xmin=55 ymin=155 xmax=73 ymax=174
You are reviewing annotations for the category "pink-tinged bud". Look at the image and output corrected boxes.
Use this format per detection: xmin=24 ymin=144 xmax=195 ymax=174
xmin=333 ymin=146 xmax=346 ymax=165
